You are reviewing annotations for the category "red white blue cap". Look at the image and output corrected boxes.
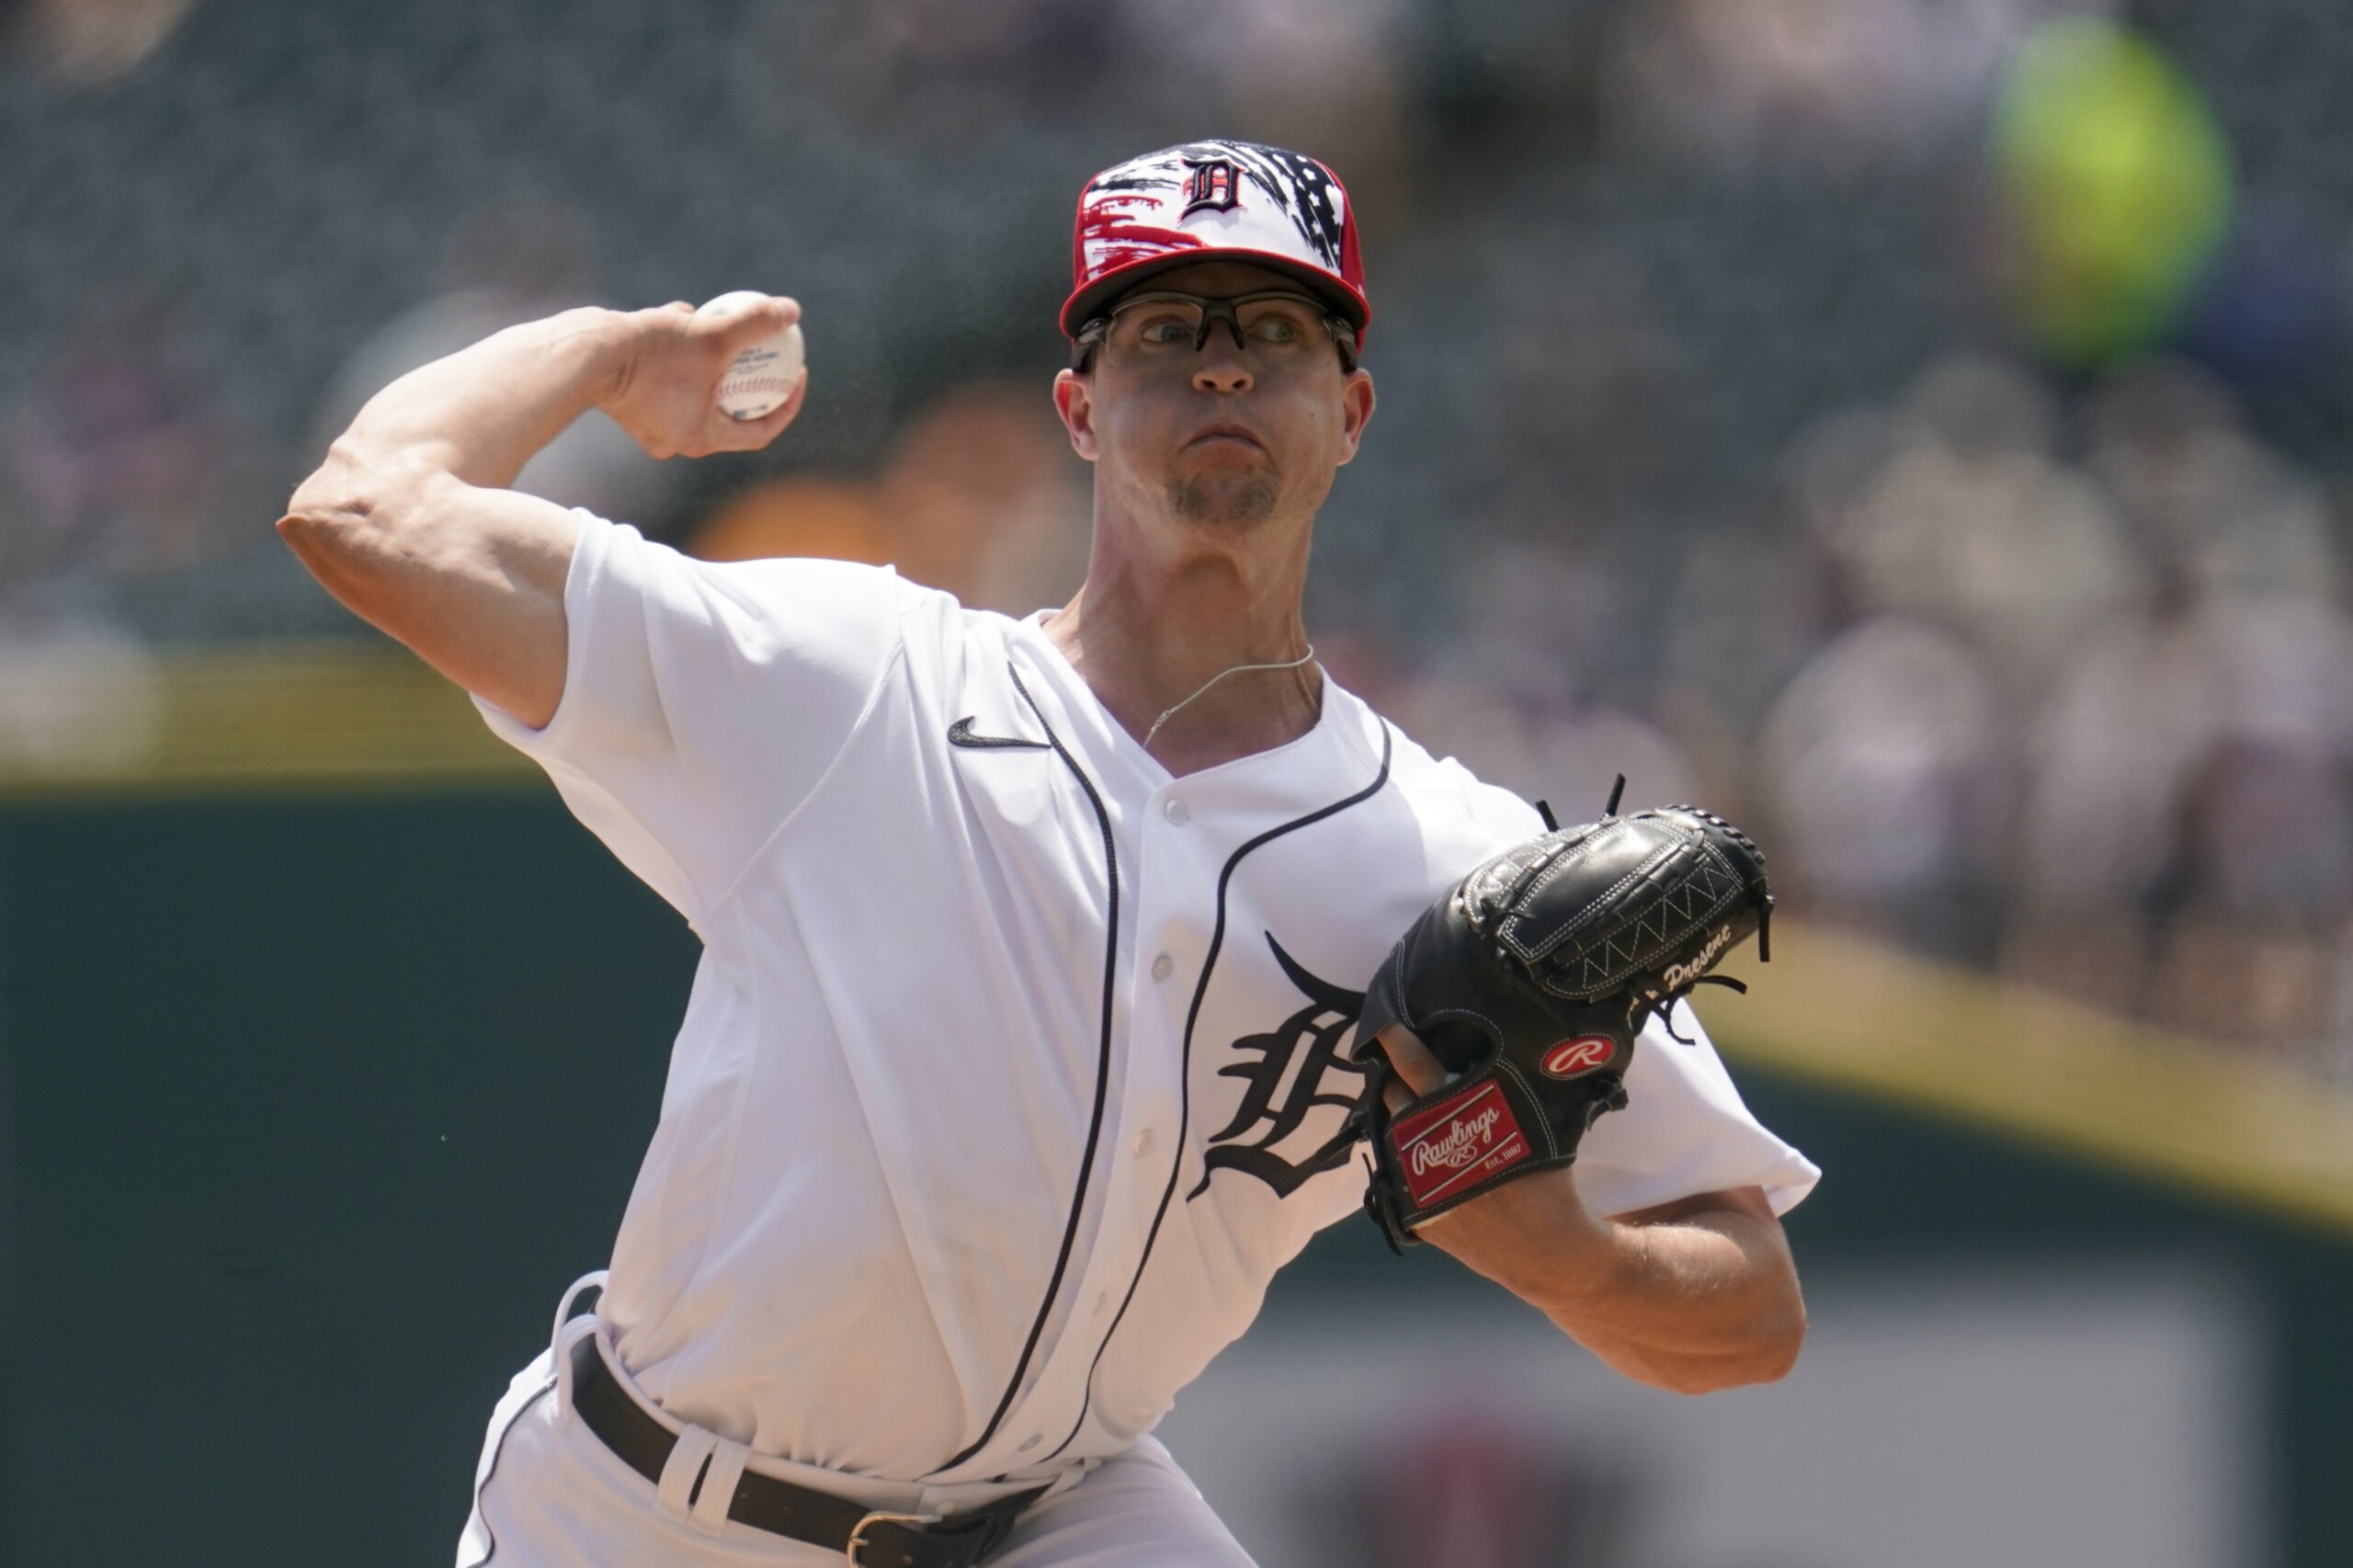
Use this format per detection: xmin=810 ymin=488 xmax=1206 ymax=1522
xmin=1062 ymin=140 xmax=1370 ymax=341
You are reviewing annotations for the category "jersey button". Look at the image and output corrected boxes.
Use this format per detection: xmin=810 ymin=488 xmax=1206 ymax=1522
xmin=1133 ymin=1129 xmax=1155 ymax=1157
xmin=1163 ymin=798 xmax=1190 ymax=825
xmin=1151 ymin=952 xmax=1174 ymax=982
xmin=1017 ymin=1435 xmax=1041 ymax=1452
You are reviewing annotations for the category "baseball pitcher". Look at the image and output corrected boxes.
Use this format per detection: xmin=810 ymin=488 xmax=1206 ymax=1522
xmin=281 ymin=140 xmax=1818 ymax=1568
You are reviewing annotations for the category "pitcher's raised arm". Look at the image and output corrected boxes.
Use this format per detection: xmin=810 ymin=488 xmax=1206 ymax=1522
xmin=278 ymin=299 xmax=805 ymax=726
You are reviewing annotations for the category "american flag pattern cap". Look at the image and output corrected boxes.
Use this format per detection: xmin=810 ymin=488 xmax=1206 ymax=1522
xmin=1061 ymin=140 xmax=1369 ymax=342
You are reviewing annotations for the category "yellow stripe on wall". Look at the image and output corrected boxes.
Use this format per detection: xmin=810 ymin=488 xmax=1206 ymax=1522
xmin=1714 ymin=925 xmax=2353 ymax=1234
xmin=0 ymin=642 xmax=533 ymax=799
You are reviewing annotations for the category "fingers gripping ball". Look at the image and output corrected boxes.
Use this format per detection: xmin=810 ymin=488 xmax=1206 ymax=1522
xmin=696 ymin=291 xmax=806 ymax=420
xmin=1346 ymin=806 xmax=1774 ymax=1250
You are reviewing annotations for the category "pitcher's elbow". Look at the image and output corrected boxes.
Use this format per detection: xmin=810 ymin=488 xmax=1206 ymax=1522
xmin=285 ymin=440 xmax=383 ymax=535
xmin=276 ymin=506 xmax=343 ymax=566
xmin=1672 ymin=1304 xmax=1806 ymax=1394
xmin=1756 ymin=1325 xmax=1803 ymax=1385
xmin=281 ymin=442 xmax=445 ymax=564
xmin=278 ymin=444 xmax=437 ymax=613
xmin=1746 ymin=1297 xmax=1807 ymax=1386
xmin=277 ymin=493 xmax=371 ymax=592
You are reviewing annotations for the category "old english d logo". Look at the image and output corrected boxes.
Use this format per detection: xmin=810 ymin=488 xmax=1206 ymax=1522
xmin=1182 ymin=157 xmax=1240 ymax=217
xmin=1191 ymin=933 xmax=1369 ymax=1200
xmin=1540 ymin=1035 xmax=1617 ymax=1079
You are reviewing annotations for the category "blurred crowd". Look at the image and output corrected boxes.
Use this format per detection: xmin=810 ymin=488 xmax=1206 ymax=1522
xmin=1378 ymin=351 xmax=2353 ymax=1081
xmin=10 ymin=0 xmax=2353 ymax=1076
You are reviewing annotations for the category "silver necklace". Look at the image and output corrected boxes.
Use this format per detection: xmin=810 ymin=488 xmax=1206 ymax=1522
xmin=1142 ymin=644 xmax=1317 ymax=750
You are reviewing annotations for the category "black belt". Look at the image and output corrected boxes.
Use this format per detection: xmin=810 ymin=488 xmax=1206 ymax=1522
xmin=566 ymin=1334 xmax=1043 ymax=1567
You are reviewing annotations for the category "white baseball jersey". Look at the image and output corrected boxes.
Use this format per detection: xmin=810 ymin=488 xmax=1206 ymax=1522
xmin=478 ymin=512 xmax=1819 ymax=1493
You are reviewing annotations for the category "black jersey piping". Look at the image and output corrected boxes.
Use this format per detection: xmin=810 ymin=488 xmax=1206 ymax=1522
xmin=926 ymin=661 xmax=1121 ymax=1478
xmin=1039 ymin=720 xmax=1394 ymax=1464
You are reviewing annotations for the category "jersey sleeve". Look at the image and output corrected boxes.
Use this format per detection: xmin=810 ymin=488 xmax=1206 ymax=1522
xmin=1574 ymin=999 xmax=1820 ymax=1218
xmin=474 ymin=511 xmax=907 ymax=926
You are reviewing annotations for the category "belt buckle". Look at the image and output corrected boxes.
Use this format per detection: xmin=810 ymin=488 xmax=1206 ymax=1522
xmin=847 ymin=1508 xmax=943 ymax=1566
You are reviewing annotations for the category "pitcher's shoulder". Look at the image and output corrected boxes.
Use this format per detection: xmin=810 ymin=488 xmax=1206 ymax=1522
xmin=1330 ymin=685 xmax=1546 ymax=846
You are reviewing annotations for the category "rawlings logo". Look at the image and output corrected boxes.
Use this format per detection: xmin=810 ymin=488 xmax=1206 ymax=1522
xmin=1660 ymin=923 xmax=1733 ymax=992
xmin=1393 ymin=1082 xmax=1529 ymax=1208
xmin=1408 ymin=1106 xmax=1502 ymax=1176
xmin=1540 ymin=1036 xmax=1617 ymax=1078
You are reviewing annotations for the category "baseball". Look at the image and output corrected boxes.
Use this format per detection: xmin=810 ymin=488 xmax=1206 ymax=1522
xmin=697 ymin=290 xmax=805 ymax=420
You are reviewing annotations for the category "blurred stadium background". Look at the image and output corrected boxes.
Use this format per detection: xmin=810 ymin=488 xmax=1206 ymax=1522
xmin=4 ymin=1 xmax=2351 ymax=1564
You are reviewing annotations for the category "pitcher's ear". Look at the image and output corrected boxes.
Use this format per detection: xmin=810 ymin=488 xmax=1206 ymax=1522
xmin=1336 ymin=368 xmax=1376 ymax=463
xmin=1053 ymin=369 xmax=1100 ymax=460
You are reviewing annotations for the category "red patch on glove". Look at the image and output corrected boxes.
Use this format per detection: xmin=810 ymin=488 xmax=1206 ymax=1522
xmin=1392 ymin=1080 xmax=1529 ymax=1210
xmin=1540 ymin=1035 xmax=1617 ymax=1078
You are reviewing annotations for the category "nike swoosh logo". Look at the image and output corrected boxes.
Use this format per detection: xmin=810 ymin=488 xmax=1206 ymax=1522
xmin=948 ymin=716 xmax=1050 ymax=750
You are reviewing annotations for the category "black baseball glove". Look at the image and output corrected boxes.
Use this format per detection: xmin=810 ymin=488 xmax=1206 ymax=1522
xmin=1346 ymin=804 xmax=1773 ymax=1250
